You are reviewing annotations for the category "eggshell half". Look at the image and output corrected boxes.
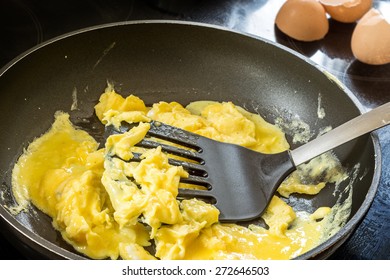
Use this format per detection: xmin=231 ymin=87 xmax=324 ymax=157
xmin=275 ymin=0 xmax=329 ymax=42
xmin=351 ymin=8 xmax=390 ymax=65
xmin=320 ymin=0 xmax=373 ymax=23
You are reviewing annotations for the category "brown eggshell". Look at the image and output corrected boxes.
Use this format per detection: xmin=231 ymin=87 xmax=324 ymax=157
xmin=320 ymin=0 xmax=373 ymax=23
xmin=351 ymin=8 xmax=390 ymax=65
xmin=275 ymin=0 xmax=329 ymax=42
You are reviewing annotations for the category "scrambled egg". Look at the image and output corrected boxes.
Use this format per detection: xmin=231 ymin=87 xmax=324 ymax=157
xmin=11 ymin=86 xmax=349 ymax=260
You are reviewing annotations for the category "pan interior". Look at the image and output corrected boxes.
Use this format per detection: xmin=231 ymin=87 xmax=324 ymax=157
xmin=0 ymin=21 xmax=377 ymax=259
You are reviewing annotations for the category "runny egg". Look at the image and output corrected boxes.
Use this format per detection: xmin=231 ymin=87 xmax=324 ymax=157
xmin=319 ymin=0 xmax=373 ymax=23
xmin=275 ymin=0 xmax=329 ymax=42
xmin=351 ymin=8 xmax=390 ymax=65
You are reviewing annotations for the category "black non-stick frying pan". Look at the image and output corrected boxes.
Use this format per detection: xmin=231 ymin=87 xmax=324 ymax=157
xmin=0 ymin=21 xmax=381 ymax=259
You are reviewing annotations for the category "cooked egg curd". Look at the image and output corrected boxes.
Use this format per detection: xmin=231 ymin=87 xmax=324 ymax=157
xmin=12 ymin=87 xmax=350 ymax=260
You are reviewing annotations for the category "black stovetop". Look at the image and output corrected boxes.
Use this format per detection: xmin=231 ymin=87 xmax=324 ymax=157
xmin=1 ymin=0 xmax=389 ymax=259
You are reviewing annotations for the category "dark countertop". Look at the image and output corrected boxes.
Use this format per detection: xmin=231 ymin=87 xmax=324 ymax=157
xmin=0 ymin=0 xmax=389 ymax=259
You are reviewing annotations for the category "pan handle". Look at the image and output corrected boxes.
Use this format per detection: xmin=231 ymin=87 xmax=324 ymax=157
xmin=290 ymin=102 xmax=390 ymax=166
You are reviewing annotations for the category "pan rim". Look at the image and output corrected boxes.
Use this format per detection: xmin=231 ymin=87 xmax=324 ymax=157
xmin=0 ymin=20 xmax=382 ymax=260
xmin=296 ymin=132 xmax=381 ymax=259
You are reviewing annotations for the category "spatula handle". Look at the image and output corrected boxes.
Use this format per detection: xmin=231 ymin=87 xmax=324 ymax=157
xmin=290 ymin=102 xmax=390 ymax=166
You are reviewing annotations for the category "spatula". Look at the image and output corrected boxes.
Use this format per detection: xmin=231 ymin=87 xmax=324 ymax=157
xmin=104 ymin=102 xmax=390 ymax=222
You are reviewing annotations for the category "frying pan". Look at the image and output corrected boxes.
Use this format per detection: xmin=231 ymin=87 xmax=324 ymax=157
xmin=0 ymin=21 xmax=381 ymax=259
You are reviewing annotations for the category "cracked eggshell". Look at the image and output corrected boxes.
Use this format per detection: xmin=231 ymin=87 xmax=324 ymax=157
xmin=351 ymin=8 xmax=390 ymax=65
xmin=320 ymin=0 xmax=373 ymax=23
xmin=275 ymin=0 xmax=329 ymax=42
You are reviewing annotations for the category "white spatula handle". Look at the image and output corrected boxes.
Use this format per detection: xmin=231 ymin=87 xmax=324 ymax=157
xmin=290 ymin=102 xmax=390 ymax=166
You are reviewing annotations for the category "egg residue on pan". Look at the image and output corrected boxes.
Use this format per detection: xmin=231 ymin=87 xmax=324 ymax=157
xmin=11 ymin=86 xmax=353 ymax=260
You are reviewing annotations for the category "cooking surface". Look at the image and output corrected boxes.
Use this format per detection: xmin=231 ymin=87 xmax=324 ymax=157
xmin=0 ymin=0 xmax=389 ymax=259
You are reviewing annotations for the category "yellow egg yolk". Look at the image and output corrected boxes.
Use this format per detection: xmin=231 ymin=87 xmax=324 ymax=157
xmin=12 ymin=87 xmax=349 ymax=260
